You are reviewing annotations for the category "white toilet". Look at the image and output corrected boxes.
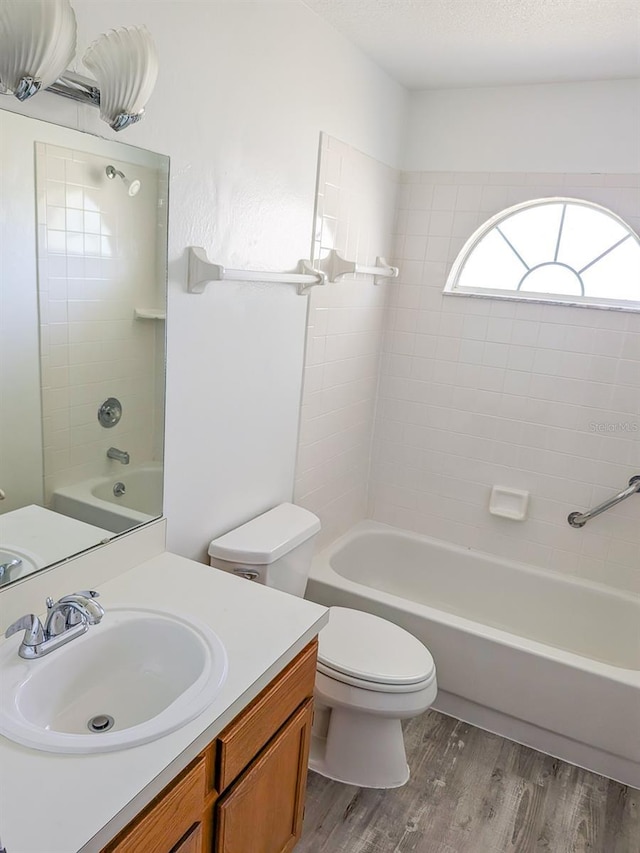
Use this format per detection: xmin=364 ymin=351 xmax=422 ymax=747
xmin=208 ymin=503 xmax=437 ymax=789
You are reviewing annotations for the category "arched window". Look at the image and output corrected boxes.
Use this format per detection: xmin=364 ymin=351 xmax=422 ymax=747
xmin=444 ymin=198 xmax=640 ymax=311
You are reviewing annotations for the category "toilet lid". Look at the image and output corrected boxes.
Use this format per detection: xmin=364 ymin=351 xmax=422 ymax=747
xmin=317 ymin=607 xmax=435 ymax=687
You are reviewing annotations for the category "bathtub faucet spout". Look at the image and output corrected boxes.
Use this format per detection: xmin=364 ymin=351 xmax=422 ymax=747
xmin=107 ymin=447 xmax=130 ymax=465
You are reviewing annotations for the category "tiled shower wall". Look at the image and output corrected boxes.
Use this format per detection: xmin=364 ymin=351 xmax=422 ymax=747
xmin=294 ymin=135 xmax=398 ymax=547
xmin=36 ymin=143 xmax=165 ymax=504
xmin=370 ymin=171 xmax=640 ymax=592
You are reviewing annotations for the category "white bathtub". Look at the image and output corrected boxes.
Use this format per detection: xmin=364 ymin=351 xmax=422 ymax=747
xmin=306 ymin=521 xmax=640 ymax=788
xmin=52 ymin=464 xmax=163 ymax=534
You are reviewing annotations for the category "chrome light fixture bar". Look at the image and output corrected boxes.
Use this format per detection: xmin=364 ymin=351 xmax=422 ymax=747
xmin=0 ymin=0 xmax=158 ymax=132
xmin=47 ymin=70 xmax=100 ymax=107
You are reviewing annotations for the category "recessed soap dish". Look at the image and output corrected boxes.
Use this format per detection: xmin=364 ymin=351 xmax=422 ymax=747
xmin=489 ymin=486 xmax=529 ymax=521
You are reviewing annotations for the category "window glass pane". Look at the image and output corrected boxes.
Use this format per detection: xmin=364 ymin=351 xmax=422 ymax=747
xmin=458 ymin=228 xmax=527 ymax=291
xmin=445 ymin=197 xmax=640 ymax=311
xmin=581 ymin=237 xmax=640 ymax=301
xmin=520 ymin=264 xmax=583 ymax=296
xmin=557 ymin=204 xmax=630 ymax=271
xmin=499 ymin=203 xmax=564 ymax=268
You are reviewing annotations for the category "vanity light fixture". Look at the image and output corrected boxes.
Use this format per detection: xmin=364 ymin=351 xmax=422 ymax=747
xmin=0 ymin=0 xmax=158 ymax=131
xmin=0 ymin=0 xmax=76 ymax=100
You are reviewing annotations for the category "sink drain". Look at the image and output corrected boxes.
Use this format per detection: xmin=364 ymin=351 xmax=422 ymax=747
xmin=87 ymin=714 xmax=115 ymax=733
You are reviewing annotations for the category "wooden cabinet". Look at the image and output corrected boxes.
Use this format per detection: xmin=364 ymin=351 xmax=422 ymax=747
xmin=103 ymin=640 xmax=317 ymax=853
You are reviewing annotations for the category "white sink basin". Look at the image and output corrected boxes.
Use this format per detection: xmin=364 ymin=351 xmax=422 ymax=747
xmin=0 ymin=607 xmax=228 ymax=753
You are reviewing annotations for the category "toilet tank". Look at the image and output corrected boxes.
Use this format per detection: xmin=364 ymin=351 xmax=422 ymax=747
xmin=208 ymin=503 xmax=321 ymax=597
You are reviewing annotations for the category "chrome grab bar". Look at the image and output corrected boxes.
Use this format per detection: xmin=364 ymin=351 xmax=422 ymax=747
xmin=568 ymin=475 xmax=640 ymax=528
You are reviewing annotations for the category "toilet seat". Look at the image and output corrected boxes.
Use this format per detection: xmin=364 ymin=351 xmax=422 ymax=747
xmin=317 ymin=662 xmax=436 ymax=694
xmin=317 ymin=607 xmax=435 ymax=693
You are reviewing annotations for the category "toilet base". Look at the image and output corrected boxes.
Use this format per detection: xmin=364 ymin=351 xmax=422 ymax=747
xmin=310 ymin=707 xmax=410 ymax=789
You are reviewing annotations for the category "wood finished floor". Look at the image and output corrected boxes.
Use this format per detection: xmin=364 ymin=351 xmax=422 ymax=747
xmin=298 ymin=710 xmax=639 ymax=853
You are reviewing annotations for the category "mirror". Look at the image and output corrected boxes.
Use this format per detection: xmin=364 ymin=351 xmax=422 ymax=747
xmin=0 ymin=110 xmax=168 ymax=587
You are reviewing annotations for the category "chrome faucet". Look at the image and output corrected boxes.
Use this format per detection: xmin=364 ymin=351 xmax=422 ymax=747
xmin=107 ymin=446 xmax=130 ymax=464
xmin=4 ymin=591 xmax=104 ymax=659
xmin=0 ymin=553 xmax=22 ymax=583
xmin=44 ymin=591 xmax=105 ymax=636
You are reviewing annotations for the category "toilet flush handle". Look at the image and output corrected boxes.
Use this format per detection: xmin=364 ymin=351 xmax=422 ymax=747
xmin=232 ymin=568 xmax=260 ymax=581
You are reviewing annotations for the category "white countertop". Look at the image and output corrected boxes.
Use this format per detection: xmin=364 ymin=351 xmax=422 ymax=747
xmin=0 ymin=552 xmax=328 ymax=853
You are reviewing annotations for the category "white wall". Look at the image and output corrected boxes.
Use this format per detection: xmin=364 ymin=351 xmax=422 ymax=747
xmin=1 ymin=0 xmax=407 ymax=560
xmin=403 ymin=79 xmax=640 ymax=174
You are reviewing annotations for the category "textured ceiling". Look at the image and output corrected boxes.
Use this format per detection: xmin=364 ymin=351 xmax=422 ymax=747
xmin=301 ymin=0 xmax=640 ymax=89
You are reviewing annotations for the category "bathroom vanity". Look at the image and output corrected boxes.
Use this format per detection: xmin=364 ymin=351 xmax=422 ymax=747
xmin=0 ymin=522 xmax=328 ymax=853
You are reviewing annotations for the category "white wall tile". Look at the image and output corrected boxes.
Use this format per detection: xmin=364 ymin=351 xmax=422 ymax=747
xmin=370 ymin=169 xmax=640 ymax=592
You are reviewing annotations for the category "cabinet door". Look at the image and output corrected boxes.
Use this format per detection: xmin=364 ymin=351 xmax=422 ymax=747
xmin=215 ymin=700 xmax=313 ymax=853
xmin=171 ymin=823 xmax=202 ymax=853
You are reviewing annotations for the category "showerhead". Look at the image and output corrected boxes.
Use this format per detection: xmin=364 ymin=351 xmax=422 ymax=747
xmin=105 ymin=164 xmax=141 ymax=197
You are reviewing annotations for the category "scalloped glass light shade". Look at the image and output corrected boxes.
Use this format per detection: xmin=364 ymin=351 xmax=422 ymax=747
xmin=0 ymin=0 xmax=77 ymax=98
xmin=83 ymin=26 xmax=158 ymax=129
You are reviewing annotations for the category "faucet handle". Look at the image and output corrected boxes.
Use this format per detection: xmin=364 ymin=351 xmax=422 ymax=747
xmin=57 ymin=590 xmax=101 ymax=603
xmin=5 ymin=614 xmax=44 ymax=647
xmin=57 ymin=590 xmax=104 ymax=625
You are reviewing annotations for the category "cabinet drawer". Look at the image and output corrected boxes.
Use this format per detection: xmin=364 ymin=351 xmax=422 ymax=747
xmin=216 ymin=639 xmax=317 ymax=791
xmin=105 ymin=757 xmax=206 ymax=853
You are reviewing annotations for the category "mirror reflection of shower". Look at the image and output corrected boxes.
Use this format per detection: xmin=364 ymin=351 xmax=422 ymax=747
xmin=105 ymin=164 xmax=141 ymax=197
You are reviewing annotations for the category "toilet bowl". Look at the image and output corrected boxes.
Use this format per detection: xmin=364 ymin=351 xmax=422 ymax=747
xmin=311 ymin=606 xmax=437 ymax=787
xmin=208 ymin=504 xmax=438 ymax=788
